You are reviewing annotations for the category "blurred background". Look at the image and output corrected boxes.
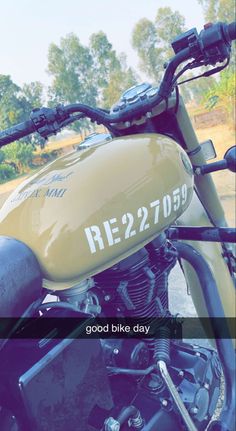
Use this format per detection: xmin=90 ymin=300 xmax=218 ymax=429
xmin=0 ymin=0 xmax=235 ymax=229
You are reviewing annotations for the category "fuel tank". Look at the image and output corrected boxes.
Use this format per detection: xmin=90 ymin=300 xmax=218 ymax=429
xmin=0 ymin=134 xmax=193 ymax=289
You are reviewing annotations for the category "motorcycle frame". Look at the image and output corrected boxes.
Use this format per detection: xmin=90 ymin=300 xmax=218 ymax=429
xmin=113 ymin=93 xmax=235 ymax=320
xmin=175 ymin=96 xmax=235 ymax=320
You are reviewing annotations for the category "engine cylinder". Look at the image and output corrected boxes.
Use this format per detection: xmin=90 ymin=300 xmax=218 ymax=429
xmin=95 ymin=236 xmax=177 ymax=360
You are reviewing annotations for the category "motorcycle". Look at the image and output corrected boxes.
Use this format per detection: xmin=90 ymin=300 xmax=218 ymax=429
xmin=0 ymin=20 xmax=235 ymax=431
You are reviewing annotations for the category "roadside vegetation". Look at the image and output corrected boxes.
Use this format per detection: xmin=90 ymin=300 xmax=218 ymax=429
xmin=0 ymin=0 xmax=235 ymax=183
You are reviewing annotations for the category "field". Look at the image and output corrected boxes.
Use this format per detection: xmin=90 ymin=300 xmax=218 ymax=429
xmin=0 ymin=124 xmax=235 ymax=225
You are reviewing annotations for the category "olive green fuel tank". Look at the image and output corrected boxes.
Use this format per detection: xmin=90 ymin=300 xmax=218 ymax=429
xmin=0 ymin=134 xmax=194 ymax=289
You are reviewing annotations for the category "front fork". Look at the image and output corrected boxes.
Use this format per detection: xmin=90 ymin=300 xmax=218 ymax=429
xmin=175 ymin=97 xmax=235 ymax=320
xmin=175 ymin=99 xmax=235 ymax=430
xmin=177 ymin=192 xmax=235 ymax=320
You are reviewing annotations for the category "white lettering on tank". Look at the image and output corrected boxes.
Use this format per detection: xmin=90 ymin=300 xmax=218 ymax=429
xmin=163 ymin=194 xmax=172 ymax=218
xmin=84 ymin=226 xmax=105 ymax=254
xmin=181 ymin=183 xmax=188 ymax=205
xmin=84 ymin=183 xmax=189 ymax=254
xmin=173 ymin=188 xmax=180 ymax=211
xmin=122 ymin=213 xmax=136 ymax=239
xmin=137 ymin=206 xmax=150 ymax=231
xmin=103 ymin=218 xmax=121 ymax=246
xmin=150 ymin=199 xmax=160 ymax=224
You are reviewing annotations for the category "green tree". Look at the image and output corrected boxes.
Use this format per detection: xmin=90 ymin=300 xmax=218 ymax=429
xmin=2 ymin=142 xmax=34 ymax=173
xmin=198 ymin=0 xmax=235 ymax=22
xmin=102 ymin=54 xmax=137 ymax=108
xmin=0 ymin=149 xmax=5 ymax=164
xmin=90 ymin=32 xmax=137 ymax=107
xmin=0 ymin=75 xmax=25 ymax=130
xmin=204 ymin=69 xmax=235 ymax=126
xmin=198 ymin=0 xmax=235 ymax=123
xmin=132 ymin=18 xmax=161 ymax=82
xmin=89 ymin=31 xmax=120 ymax=89
xmin=155 ymin=7 xmax=186 ymax=59
xmin=47 ymin=33 xmax=98 ymax=135
xmin=0 ymin=75 xmax=44 ymax=147
xmin=47 ymin=33 xmax=97 ymax=106
xmin=179 ymin=72 xmax=216 ymax=104
xmin=21 ymin=81 xmax=44 ymax=109
xmin=132 ymin=8 xmax=186 ymax=83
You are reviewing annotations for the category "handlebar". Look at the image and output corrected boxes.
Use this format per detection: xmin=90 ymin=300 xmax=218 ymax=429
xmin=226 ymin=21 xmax=236 ymax=41
xmin=0 ymin=120 xmax=35 ymax=146
xmin=0 ymin=20 xmax=235 ymax=148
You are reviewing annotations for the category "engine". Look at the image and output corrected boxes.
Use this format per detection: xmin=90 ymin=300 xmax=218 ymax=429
xmin=92 ymin=236 xmax=220 ymax=430
xmin=0 ymin=235 xmax=221 ymax=431
xmin=57 ymin=234 xmax=222 ymax=430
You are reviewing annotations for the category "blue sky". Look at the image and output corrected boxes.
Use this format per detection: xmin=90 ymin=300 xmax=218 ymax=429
xmin=0 ymin=0 xmax=205 ymax=87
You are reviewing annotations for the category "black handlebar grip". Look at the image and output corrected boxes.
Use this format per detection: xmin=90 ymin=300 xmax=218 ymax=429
xmin=228 ymin=22 xmax=236 ymax=40
xmin=0 ymin=119 xmax=36 ymax=147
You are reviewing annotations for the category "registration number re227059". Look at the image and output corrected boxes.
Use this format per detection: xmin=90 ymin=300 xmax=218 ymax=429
xmin=84 ymin=184 xmax=188 ymax=254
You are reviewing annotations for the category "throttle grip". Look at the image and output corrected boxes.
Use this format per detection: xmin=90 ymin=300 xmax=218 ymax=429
xmin=0 ymin=120 xmax=35 ymax=147
xmin=227 ymin=21 xmax=236 ymax=41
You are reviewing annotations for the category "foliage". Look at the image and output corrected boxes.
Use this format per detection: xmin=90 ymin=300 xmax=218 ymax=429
xmin=47 ymin=34 xmax=97 ymax=105
xmin=132 ymin=7 xmax=186 ymax=83
xmin=203 ymin=69 xmax=235 ymax=125
xmin=197 ymin=0 xmax=235 ymax=22
xmin=47 ymin=33 xmax=98 ymax=134
xmin=179 ymin=73 xmax=216 ymax=104
xmin=21 ymin=81 xmax=44 ymax=111
xmin=0 ymin=164 xmax=16 ymax=182
xmin=0 ymin=75 xmax=26 ymax=130
xmin=2 ymin=142 xmax=34 ymax=173
xmin=102 ymin=54 xmax=137 ymax=108
xmin=89 ymin=31 xmax=120 ymax=89
xmin=90 ymin=32 xmax=137 ymax=107
xmin=155 ymin=8 xmax=186 ymax=59
xmin=48 ymin=31 xmax=137 ymax=122
xmin=132 ymin=18 xmax=161 ymax=82
xmin=0 ymin=75 xmax=44 ymax=147
xmin=0 ymin=150 xmax=5 ymax=164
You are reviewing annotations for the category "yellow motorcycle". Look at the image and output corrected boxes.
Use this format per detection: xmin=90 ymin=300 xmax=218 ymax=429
xmin=0 ymin=20 xmax=235 ymax=431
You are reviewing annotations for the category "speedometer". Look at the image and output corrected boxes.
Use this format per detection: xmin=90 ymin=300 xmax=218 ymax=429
xmin=121 ymin=82 xmax=152 ymax=103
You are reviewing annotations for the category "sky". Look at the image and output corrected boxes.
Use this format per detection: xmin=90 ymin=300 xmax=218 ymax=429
xmin=0 ymin=0 xmax=205 ymax=89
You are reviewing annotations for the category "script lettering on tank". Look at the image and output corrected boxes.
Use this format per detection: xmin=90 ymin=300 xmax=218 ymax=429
xmin=84 ymin=184 xmax=188 ymax=254
xmin=10 ymin=187 xmax=68 ymax=202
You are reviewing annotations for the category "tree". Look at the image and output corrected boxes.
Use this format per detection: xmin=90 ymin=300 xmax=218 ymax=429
xmin=132 ymin=8 xmax=186 ymax=83
xmin=204 ymin=69 xmax=235 ymax=126
xmin=21 ymin=81 xmax=44 ymax=109
xmin=47 ymin=33 xmax=98 ymax=135
xmin=0 ymin=75 xmax=25 ymax=130
xmin=2 ymin=142 xmax=34 ymax=173
xmin=179 ymin=73 xmax=216 ymax=104
xmin=155 ymin=7 xmax=186 ymax=59
xmin=89 ymin=31 xmax=120 ymax=89
xmin=90 ymin=32 xmax=137 ymax=107
xmin=132 ymin=18 xmax=162 ymax=82
xmin=198 ymin=0 xmax=235 ymax=22
xmin=102 ymin=54 xmax=137 ymax=108
xmin=198 ymin=0 xmax=235 ymax=123
xmin=47 ymin=33 xmax=97 ymax=106
xmin=0 ymin=150 xmax=5 ymax=164
xmin=0 ymin=75 xmax=44 ymax=147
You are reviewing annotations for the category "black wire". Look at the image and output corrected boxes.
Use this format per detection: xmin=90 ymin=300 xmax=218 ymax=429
xmin=177 ymin=57 xmax=230 ymax=86
xmin=174 ymin=85 xmax=180 ymax=114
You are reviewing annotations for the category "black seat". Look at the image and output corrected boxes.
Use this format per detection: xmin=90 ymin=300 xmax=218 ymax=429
xmin=0 ymin=236 xmax=42 ymax=317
